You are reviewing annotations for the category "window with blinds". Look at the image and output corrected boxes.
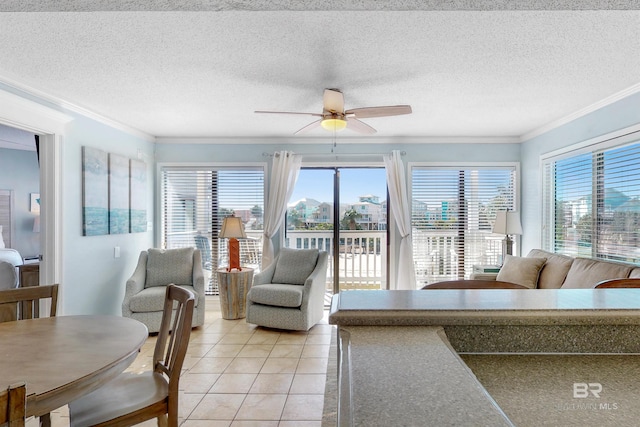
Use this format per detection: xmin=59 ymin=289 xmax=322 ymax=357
xmin=160 ymin=166 xmax=265 ymax=294
xmin=411 ymin=165 xmax=518 ymax=286
xmin=542 ymin=136 xmax=640 ymax=263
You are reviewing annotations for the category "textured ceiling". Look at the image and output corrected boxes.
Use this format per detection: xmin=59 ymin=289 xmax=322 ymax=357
xmin=0 ymin=2 xmax=639 ymax=141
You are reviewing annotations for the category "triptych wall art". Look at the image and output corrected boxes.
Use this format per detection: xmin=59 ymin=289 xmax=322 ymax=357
xmin=82 ymin=146 xmax=147 ymax=236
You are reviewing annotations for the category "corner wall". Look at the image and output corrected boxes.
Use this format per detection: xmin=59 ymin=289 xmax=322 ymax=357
xmin=520 ymin=92 xmax=640 ymax=254
xmin=0 ymin=83 xmax=155 ymax=316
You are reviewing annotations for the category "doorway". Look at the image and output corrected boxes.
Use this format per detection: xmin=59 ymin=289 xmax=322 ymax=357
xmin=285 ymin=167 xmax=388 ymax=295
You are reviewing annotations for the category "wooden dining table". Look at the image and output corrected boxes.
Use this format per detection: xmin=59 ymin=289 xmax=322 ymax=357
xmin=0 ymin=315 xmax=148 ymax=426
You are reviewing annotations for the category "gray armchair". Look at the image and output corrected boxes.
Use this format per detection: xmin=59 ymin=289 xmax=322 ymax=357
xmin=246 ymin=248 xmax=328 ymax=331
xmin=122 ymin=247 xmax=205 ymax=333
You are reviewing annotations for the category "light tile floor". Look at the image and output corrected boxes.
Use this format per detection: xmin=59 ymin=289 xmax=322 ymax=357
xmin=32 ymin=296 xmax=333 ymax=427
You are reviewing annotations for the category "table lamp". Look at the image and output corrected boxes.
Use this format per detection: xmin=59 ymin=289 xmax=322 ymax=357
xmin=219 ymin=216 xmax=247 ymax=271
xmin=492 ymin=210 xmax=523 ymax=259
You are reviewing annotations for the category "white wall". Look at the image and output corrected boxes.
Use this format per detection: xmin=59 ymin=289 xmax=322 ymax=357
xmin=0 ymin=83 xmax=156 ymax=316
xmin=520 ymin=92 xmax=640 ymax=254
xmin=60 ymin=115 xmax=155 ymax=315
xmin=0 ymin=147 xmax=40 ymax=256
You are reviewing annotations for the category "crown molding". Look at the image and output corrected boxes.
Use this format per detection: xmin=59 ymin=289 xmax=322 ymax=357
xmin=0 ymin=76 xmax=155 ymax=142
xmin=156 ymin=135 xmax=521 ymax=145
xmin=520 ymin=82 xmax=640 ymax=143
xmin=0 ymin=89 xmax=73 ymax=134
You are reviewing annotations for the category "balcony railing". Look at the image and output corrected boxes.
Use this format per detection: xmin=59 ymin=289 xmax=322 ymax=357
xmin=285 ymin=230 xmax=387 ymax=291
xmin=412 ymin=229 xmax=504 ymax=287
xmin=167 ymin=228 xmax=506 ymax=293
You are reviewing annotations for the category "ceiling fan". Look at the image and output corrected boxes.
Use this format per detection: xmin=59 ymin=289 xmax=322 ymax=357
xmin=255 ymin=88 xmax=412 ymax=135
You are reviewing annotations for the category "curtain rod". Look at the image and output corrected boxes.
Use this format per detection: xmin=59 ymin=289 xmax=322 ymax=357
xmin=262 ymin=151 xmax=406 ymax=158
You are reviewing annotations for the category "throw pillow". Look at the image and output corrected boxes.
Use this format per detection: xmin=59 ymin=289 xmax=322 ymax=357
xmin=146 ymin=247 xmax=194 ymax=287
xmin=272 ymin=248 xmax=319 ymax=285
xmin=496 ymin=255 xmax=547 ymax=289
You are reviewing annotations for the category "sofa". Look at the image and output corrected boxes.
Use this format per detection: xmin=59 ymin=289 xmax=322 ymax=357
xmin=424 ymin=249 xmax=640 ymax=290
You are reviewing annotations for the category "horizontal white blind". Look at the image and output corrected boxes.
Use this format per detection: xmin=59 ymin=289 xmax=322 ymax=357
xmin=161 ymin=166 xmax=264 ymax=294
xmin=543 ymin=137 xmax=640 ymax=263
xmin=411 ymin=166 xmax=517 ymax=285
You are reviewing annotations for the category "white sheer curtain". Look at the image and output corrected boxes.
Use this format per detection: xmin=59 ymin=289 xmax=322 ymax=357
xmin=384 ymin=150 xmax=417 ymax=290
xmin=262 ymin=151 xmax=302 ymax=268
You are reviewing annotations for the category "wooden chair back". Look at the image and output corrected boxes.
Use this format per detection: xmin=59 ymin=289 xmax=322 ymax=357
xmin=0 ymin=284 xmax=58 ymax=322
xmin=154 ymin=285 xmax=195 ymax=420
xmin=68 ymin=284 xmax=194 ymax=427
xmin=0 ymin=382 xmax=26 ymax=427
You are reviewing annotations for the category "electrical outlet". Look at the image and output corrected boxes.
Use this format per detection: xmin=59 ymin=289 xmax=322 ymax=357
xmin=114 ymin=246 xmax=120 ymax=258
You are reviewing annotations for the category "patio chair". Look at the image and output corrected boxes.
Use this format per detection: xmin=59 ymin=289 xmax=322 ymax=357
xmin=246 ymin=248 xmax=328 ymax=331
xmin=70 ymin=285 xmax=195 ymax=427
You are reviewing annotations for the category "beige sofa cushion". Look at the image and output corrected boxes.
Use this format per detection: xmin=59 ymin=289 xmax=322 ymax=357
xmin=561 ymin=258 xmax=634 ymax=289
xmin=497 ymin=255 xmax=546 ymax=289
xmin=527 ymin=249 xmax=574 ymax=289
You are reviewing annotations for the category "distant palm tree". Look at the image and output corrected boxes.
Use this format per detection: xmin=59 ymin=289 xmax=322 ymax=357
xmin=341 ymin=209 xmax=362 ymax=230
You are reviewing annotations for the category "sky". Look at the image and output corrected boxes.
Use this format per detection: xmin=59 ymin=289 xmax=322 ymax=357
xmin=289 ymin=168 xmax=387 ymax=205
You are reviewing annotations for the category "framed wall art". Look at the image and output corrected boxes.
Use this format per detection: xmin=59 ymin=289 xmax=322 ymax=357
xmin=129 ymin=158 xmax=147 ymax=233
xmin=108 ymin=153 xmax=130 ymax=234
xmin=82 ymin=146 xmax=109 ymax=236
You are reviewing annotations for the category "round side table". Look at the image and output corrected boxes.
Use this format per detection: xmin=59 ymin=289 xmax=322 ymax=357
xmin=217 ymin=267 xmax=254 ymax=319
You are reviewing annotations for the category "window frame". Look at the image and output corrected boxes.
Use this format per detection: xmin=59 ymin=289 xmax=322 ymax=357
xmin=409 ymin=161 xmax=520 ymax=284
xmin=541 ymin=126 xmax=640 ymax=260
xmin=157 ymin=162 xmax=267 ymax=293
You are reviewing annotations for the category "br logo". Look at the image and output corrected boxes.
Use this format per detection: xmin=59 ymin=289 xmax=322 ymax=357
xmin=573 ymin=383 xmax=602 ymax=398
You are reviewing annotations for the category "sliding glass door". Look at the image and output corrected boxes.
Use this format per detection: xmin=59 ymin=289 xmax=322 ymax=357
xmin=285 ymin=167 xmax=388 ymax=295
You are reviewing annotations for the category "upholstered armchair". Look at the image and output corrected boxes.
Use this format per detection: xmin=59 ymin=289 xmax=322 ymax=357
xmin=246 ymin=248 xmax=328 ymax=331
xmin=122 ymin=247 xmax=205 ymax=333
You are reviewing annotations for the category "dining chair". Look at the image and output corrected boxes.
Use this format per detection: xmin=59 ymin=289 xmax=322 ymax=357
xmin=69 ymin=284 xmax=195 ymax=427
xmin=0 ymin=382 xmax=26 ymax=427
xmin=0 ymin=284 xmax=58 ymax=322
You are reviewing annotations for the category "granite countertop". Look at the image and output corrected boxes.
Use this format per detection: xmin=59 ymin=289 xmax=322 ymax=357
xmin=323 ymin=289 xmax=640 ymax=426
xmin=333 ymin=326 xmax=514 ymax=427
xmin=329 ymin=289 xmax=640 ymax=326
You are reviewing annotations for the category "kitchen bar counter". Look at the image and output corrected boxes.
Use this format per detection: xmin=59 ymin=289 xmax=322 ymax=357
xmin=324 ymin=289 xmax=640 ymax=426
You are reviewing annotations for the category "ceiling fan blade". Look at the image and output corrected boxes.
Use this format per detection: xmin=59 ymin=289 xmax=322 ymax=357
xmin=345 ymin=105 xmax=412 ymax=119
xmin=346 ymin=118 xmax=377 ymax=135
xmin=294 ymin=119 xmax=322 ymax=135
xmin=255 ymin=110 xmax=323 ymax=117
xmin=323 ymin=89 xmax=345 ymax=113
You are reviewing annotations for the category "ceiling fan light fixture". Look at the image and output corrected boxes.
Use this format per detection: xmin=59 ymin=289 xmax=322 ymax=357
xmin=321 ymin=118 xmax=347 ymax=132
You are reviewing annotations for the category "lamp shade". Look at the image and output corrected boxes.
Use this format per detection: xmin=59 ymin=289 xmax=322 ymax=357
xmin=492 ymin=210 xmax=523 ymax=235
xmin=219 ymin=216 xmax=247 ymax=239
